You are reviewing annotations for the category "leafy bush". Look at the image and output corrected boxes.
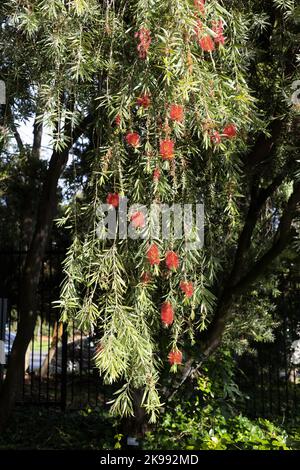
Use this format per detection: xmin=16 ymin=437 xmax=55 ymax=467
xmin=144 ymin=371 xmax=290 ymax=450
xmin=144 ymin=403 xmax=289 ymax=450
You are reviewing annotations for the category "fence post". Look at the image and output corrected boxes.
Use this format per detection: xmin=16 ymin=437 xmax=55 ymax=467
xmin=61 ymin=323 xmax=68 ymax=411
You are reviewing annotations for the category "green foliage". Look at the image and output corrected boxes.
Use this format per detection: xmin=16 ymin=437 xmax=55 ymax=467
xmin=144 ymin=374 xmax=290 ymax=450
xmin=144 ymin=407 xmax=290 ymax=450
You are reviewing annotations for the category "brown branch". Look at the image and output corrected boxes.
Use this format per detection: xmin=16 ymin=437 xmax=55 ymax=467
xmin=228 ymin=160 xmax=292 ymax=286
xmin=233 ymin=182 xmax=300 ymax=295
xmin=244 ymin=118 xmax=284 ymax=170
xmin=32 ymin=116 xmax=43 ymax=159
xmin=203 ymin=182 xmax=300 ymax=357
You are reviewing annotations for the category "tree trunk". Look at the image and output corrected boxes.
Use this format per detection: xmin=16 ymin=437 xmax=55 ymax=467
xmin=0 ymin=112 xmax=92 ymax=432
xmin=40 ymin=321 xmax=63 ymax=379
xmin=121 ymin=389 xmax=149 ymax=445
xmin=0 ymin=148 xmax=69 ymax=432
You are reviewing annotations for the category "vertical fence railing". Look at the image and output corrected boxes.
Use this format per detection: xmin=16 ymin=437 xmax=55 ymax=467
xmin=0 ymin=249 xmax=106 ymax=409
xmin=237 ymin=284 xmax=300 ymax=421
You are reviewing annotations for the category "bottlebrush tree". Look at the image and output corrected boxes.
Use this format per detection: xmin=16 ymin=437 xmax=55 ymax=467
xmin=0 ymin=0 xmax=299 ymax=427
xmin=56 ymin=0 xmax=259 ymax=421
xmin=56 ymin=0 xmax=299 ymax=421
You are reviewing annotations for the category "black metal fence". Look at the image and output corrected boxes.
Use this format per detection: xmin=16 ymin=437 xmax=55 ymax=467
xmin=0 ymin=249 xmax=106 ymax=410
xmin=237 ymin=284 xmax=300 ymax=422
xmin=0 ymin=248 xmax=300 ymax=420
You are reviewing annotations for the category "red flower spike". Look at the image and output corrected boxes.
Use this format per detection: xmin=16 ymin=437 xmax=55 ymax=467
xmin=115 ymin=114 xmax=121 ymax=126
xmin=147 ymin=243 xmax=160 ymax=266
xmin=165 ymin=251 xmax=179 ymax=270
xmin=212 ymin=20 xmax=225 ymax=45
xmin=135 ymin=28 xmax=151 ymax=59
xmin=141 ymin=272 xmax=151 ymax=284
xmin=161 ymin=302 xmax=174 ymax=327
xmin=160 ymin=139 xmax=175 ymax=160
xmin=199 ymin=35 xmax=215 ymax=52
xmin=223 ymin=124 xmax=237 ymax=138
xmin=126 ymin=132 xmax=140 ymax=147
xmin=170 ymin=104 xmax=184 ymax=123
xmin=210 ymin=130 xmax=221 ymax=145
xmin=153 ymin=167 xmax=161 ymax=181
xmin=106 ymin=193 xmax=120 ymax=208
xmin=194 ymin=0 xmax=206 ymax=16
xmin=137 ymin=94 xmax=151 ymax=108
xmin=168 ymin=349 xmax=183 ymax=365
xmin=194 ymin=19 xmax=204 ymax=42
xmin=180 ymin=281 xmax=194 ymax=299
xmin=130 ymin=211 xmax=145 ymax=229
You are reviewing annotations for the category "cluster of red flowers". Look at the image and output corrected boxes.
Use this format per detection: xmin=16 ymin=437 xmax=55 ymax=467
xmin=194 ymin=0 xmax=206 ymax=16
xmin=170 ymin=104 xmax=184 ymax=122
xmin=180 ymin=281 xmax=194 ymax=299
xmin=168 ymin=349 xmax=183 ymax=365
xmin=165 ymin=251 xmax=179 ymax=270
xmin=135 ymin=28 xmax=151 ymax=59
xmin=194 ymin=8 xmax=225 ymax=53
xmin=199 ymin=34 xmax=215 ymax=52
xmin=160 ymin=139 xmax=175 ymax=160
xmin=210 ymin=130 xmax=221 ymax=145
xmin=115 ymin=114 xmax=121 ymax=126
xmin=223 ymin=123 xmax=237 ymax=138
xmin=161 ymin=301 xmax=174 ymax=326
xmin=126 ymin=132 xmax=140 ymax=147
xmin=209 ymin=123 xmax=237 ymax=145
xmin=147 ymin=243 xmax=160 ymax=266
xmin=106 ymin=193 xmax=120 ymax=208
xmin=137 ymin=94 xmax=151 ymax=108
xmin=130 ymin=211 xmax=145 ymax=229
xmin=212 ymin=20 xmax=225 ymax=45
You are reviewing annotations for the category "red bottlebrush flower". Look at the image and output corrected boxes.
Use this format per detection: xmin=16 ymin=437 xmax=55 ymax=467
xmin=126 ymin=132 xmax=140 ymax=147
xmin=153 ymin=167 xmax=161 ymax=181
xmin=194 ymin=19 xmax=203 ymax=40
xmin=180 ymin=281 xmax=194 ymax=299
xmin=161 ymin=302 xmax=174 ymax=327
xmin=106 ymin=192 xmax=120 ymax=208
xmin=165 ymin=251 xmax=179 ymax=270
xmin=170 ymin=104 xmax=184 ymax=123
xmin=135 ymin=28 xmax=151 ymax=59
xmin=223 ymin=123 xmax=237 ymax=138
xmin=160 ymin=139 xmax=175 ymax=160
xmin=130 ymin=211 xmax=145 ymax=229
xmin=168 ymin=349 xmax=183 ymax=365
xmin=199 ymin=35 xmax=215 ymax=52
xmin=194 ymin=0 xmax=206 ymax=16
xmin=147 ymin=243 xmax=160 ymax=266
xmin=212 ymin=20 xmax=225 ymax=45
xmin=141 ymin=272 xmax=151 ymax=284
xmin=137 ymin=94 xmax=151 ymax=108
xmin=210 ymin=130 xmax=221 ymax=145
xmin=115 ymin=114 xmax=121 ymax=126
